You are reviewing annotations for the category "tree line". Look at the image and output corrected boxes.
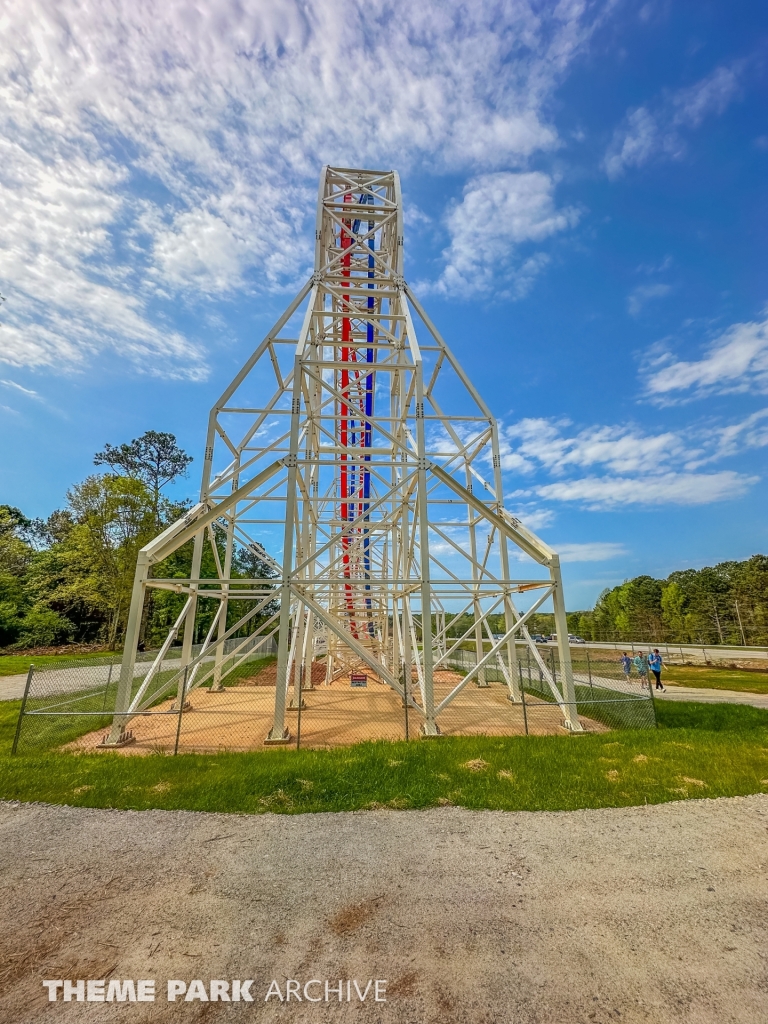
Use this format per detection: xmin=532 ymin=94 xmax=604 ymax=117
xmin=0 ymin=431 xmax=275 ymax=651
xmin=444 ymin=556 xmax=768 ymax=647
xmin=3 ymin=432 xmax=766 ymax=651
xmin=568 ymin=559 xmax=768 ymax=645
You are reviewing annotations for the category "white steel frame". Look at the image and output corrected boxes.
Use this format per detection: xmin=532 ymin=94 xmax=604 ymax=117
xmin=105 ymin=166 xmax=581 ymax=744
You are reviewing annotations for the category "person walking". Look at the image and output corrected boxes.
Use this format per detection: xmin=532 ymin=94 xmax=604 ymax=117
xmin=620 ymin=652 xmax=632 ymax=682
xmin=648 ymin=648 xmax=665 ymax=691
xmin=633 ymin=652 xmax=649 ymax=688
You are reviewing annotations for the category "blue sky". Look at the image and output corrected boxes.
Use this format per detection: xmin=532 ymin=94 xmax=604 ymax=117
xmin=1 ymin=0 xmax=767 ymax=610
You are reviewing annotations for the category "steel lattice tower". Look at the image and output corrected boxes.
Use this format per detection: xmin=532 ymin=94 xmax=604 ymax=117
xmin=105 ymin=166 xmax=581 ymax=745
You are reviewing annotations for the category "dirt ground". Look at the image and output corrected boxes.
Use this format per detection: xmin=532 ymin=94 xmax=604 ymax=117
xmin=0 ymin=796 xmax=766 ymax=1023
xmin=70 ymin=676 xmax=606 ymax=754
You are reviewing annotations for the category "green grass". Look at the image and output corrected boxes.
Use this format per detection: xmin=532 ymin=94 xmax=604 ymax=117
xmin=210 ymin=653 xmax=276 ymax=684
xmin=0 ymin=649 xmax=119 ymax=677
xmin=14 ymin=701 xmax=114 ymax=752
xmin=0 ymin=697 xmax=766 ymax=815
xmin=663 ymin=664 xmax=768 ymax=694
xmin=653 ymin=699 xmax=768 ymax=731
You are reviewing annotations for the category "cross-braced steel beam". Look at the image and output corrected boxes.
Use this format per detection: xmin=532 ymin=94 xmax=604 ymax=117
xmin=104 ymin=166 xmax=581 ymax=745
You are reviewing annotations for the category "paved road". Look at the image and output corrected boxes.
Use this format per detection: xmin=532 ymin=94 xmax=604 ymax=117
xmin=566 ymin=640 xmax=768 ymax=664
xmin=0 ymin=664 xmax=153 ymax=703
xmin=0 ymin=797 xmax=766 ymax=1023
xmin=656 ymin=684 xmax=768 ymax=709
xmin=0 ymin=676 xmax=27 ymax=701
xmin=573 ymin=671 xmax=768 ymax=710
xmin=0 ymin=659 xmax=206 ymax=703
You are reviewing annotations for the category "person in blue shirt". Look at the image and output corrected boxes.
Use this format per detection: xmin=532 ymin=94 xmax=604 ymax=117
xmin=648 ymin=649 xmax=665 ymax=691
xmin=620 ymin=653 xmax=632 ymax=681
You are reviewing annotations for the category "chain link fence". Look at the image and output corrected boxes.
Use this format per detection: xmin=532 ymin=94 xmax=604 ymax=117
xmin=429 ymin=646 xmax=656 ymax=736
xmin=12 ymin=637 xmax=278 ymax=755
xmin=12 ymin=641 xmax=654 ymax=755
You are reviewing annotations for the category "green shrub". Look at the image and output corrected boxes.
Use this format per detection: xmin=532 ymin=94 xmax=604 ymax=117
xmin=14 ymin=607 xmax=75 ymax=648
xmin=0 ymin=599 xmax=23 ymax=647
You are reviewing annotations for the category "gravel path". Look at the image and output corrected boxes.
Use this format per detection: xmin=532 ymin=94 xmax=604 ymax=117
xmin=0 ymin=797 xmax=766 ymax=1023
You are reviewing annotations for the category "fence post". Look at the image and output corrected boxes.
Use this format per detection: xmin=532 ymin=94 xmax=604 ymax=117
xmin=403 ymin=661 xmax=410 ymax=741
xmin=173 ymin=665 xmax=189 ymax=756
xmin=296 ymin=662 xmax=304 ymax=750
xmin=519 ymin=661 xmax=528 ymax=736
xmin=11 ymin=665 xmax=35 ymax=756
xmin=586 ymin=649 xmax=594 ymax=693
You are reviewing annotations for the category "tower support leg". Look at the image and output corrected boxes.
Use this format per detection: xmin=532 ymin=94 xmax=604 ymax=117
xmin=212 ymin=499 xmax=236 ymax=691
xmin=104 ymin=552 xmax=148 ymax=745
xmin=267 ymin=355 xmax=303 ymax=743
xmin=289 ymin=605 xmax=307 ymax=709
xmin=267 ymin=589 xmax=293 ymax=743
xmin=551 ymin=556 xmax=582 ymax=732
xmin=414 ymin=360 xmax=438 ymax=736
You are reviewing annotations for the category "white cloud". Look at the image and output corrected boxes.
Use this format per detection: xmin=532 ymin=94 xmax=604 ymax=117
xmin=690 ymin=408 xmax=768 ymax=466
xmin=604 ymin=62 xmax=742 ymax=178
xmin=433 ymin=172 xmax=579 ymax=297
xmin=506 ymin=506 xmax=555 ymax=532
xmin=536 ymin=471 xmax=756 ymax=508
xmin=555 ymin=542 xmax=627 ymax=561
xmin=628 ymin=282 xmax=672 ymax=316
xmin=404 ymin=203 xmax=431 ymax=229
xmin=499 ymin=414 xmax=762 ymax=509
xmin=636 ymin=254 xmax=673 ymax=275
xmin=0 ymin=379 xmax=38 ymax=397
xmin=152 ymin=209 xmax=251 ymax=294
xmin=646 ymin=314 xmax=768 ymax=399
xmin=501 ymin=417 xmax=690 ymax=475
xmin=673 ymin=64 xmax=741 ymax=127
xmin=1 ymin=0 xmax=609 ymax=374
xmin=604 ymin=107 xmax=663 ymax=179
xmin=0 ymin=135 xmax=207 ymax=378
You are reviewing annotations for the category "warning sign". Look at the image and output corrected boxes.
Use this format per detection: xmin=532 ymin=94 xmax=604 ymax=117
xmin=350 ymin=673 xmax=368 ymax=688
